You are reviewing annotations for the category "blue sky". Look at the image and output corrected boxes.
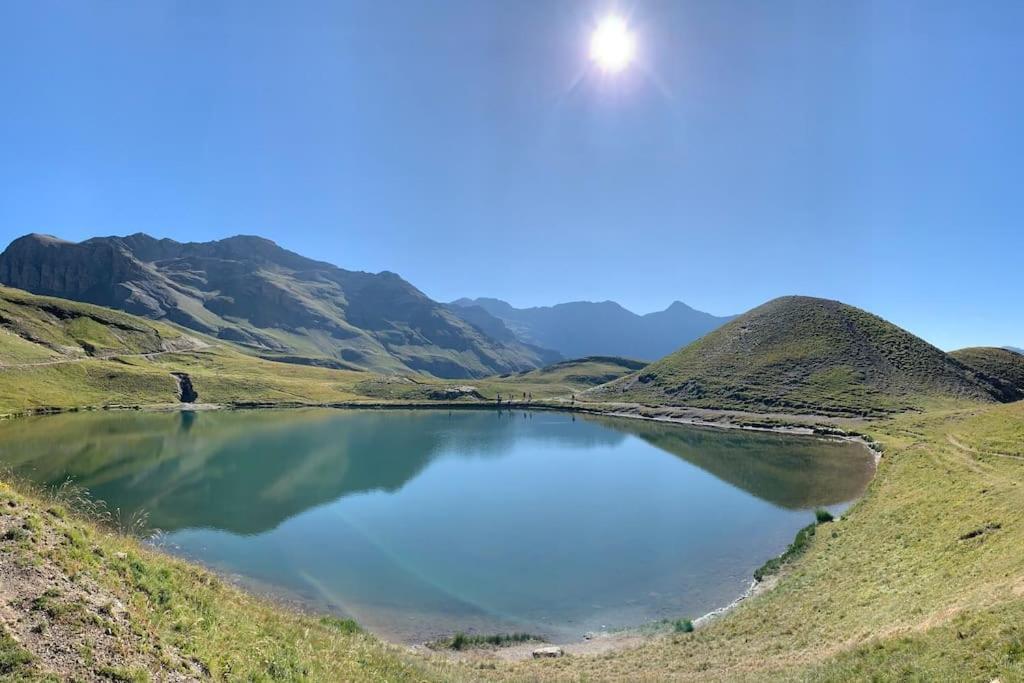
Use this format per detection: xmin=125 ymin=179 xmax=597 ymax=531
xmin=1 ymin=1 xmax=1021 ymax=350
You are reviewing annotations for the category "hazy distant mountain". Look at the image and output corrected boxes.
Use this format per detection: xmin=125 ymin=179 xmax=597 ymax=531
xmin=0 ymin=233 xmax=553 ymax=378
xmin=442 ymin=302 xmax=561 ymax=366
xmin=1004 ymin=346 xmax=1024 ymax=355
xmin=448 ymin=297 xmax=734 ymax=361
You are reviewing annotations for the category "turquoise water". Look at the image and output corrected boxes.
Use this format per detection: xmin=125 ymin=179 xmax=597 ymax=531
xmin=0 ymin=408 xmax=874 ymax=643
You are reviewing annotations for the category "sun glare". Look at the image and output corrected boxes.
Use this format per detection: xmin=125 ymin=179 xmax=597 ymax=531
xmin=590 ymin=16 xmax=636 ymax=73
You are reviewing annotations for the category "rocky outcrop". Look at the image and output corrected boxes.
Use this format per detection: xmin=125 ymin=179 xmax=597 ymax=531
xmin=171 ymin=373 xmax=198 ymax=403
xmin=426 ymin=386 xmax=485 ymax=401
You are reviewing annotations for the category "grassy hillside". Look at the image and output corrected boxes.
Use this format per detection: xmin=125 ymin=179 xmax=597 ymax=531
xmin=0 ymin=285 xmax=205 ymax=365
xmin=951 ymin=346 xmax=1024 ymax=402
xmin=0 ymin=285 xmax=401 ymax=414
xmin=497 ymin=355 xmax=644 ymax=387
xmin=591 ymin=296 xmax=1004 ymax=416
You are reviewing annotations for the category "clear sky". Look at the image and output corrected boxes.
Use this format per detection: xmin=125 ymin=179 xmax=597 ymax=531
xmin=1 ymin=1 xmax=1021 ymax=350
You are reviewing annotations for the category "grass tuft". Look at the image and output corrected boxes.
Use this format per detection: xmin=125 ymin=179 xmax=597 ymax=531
xmin=435 ymin=632 xmax=541 ymax=651
xmin=754 ymin=523 xmax=817 ymax=582
xmin=0 ymin=627 xmax=33 ymax=676
xmin=318 ymin=616 xmax=362 ymax=634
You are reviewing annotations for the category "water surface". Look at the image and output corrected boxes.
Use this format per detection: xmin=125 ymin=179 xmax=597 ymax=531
xmin=0 ymin=408 xmax=874 ymax=643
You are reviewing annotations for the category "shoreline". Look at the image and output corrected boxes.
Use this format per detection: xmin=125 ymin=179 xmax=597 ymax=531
xmin=0 ymin=397 xmax=882 ymax=661
xmin=2 ymin=398 xmax=884 ymax=464
xmin=1 ymin=394 xmax=875 ymax=435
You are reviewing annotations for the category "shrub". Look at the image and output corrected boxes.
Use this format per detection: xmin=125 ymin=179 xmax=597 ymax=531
xmin=754 ymin=523 xmax=817 ymax=581
xmin=673 ymin=619 xmax=694 ymax=633
xmin=815 ymin=508 xmax=835 ymax=523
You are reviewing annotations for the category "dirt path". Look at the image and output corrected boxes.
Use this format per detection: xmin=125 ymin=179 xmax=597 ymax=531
xmin=946 ymin=433 xmax=1024 ymax=461
xmin=0 ymin=349 xmax=171 ymax=369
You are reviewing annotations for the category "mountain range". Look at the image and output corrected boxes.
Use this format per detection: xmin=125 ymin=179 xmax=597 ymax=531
xmin=449 ymin=297 xmax=734 ymax=361
xmin=0 ymin=233 xmax=557 ymax=378
xmin=0 ymin=232 xmax=737 ymax=378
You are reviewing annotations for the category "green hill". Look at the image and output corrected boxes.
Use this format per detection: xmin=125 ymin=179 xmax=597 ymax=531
xmin=502 ymin=355 xmax=645 ymax=385
xmin=0 ymin=284 xmax=205 ymax=364
xmin=590 ymin=296 xmax=1004 ymax=416
xmin=950 ymin=347 xmax=1024 ymax=402
xmin=0 ymin=283 xmax=197 ymax=361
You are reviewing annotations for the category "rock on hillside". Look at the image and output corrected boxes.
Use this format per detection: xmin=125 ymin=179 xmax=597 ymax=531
xmin=0 ymin=233 xmax=551 ymax=378
xmin=591 ymin=296 xmax=1006 ymax=416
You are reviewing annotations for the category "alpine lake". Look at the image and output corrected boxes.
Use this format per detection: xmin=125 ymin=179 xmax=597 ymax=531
xmin=0 ymin=408 xmax=874 ymax=644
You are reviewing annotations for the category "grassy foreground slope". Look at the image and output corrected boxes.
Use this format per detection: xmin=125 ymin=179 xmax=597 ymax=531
xmin=591 ymin=296 xmax=1004 ymax=416
xmin=951 ymin=346 xmax=1024 ymax=402
xmin=0 ymin=480 xmax=458 ymax=681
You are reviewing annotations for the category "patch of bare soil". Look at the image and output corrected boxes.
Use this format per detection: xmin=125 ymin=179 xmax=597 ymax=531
xmin=415 ymin=630 xmax=647 ymax=664
xmin=0 ymin=503 xmax=202 ymax=681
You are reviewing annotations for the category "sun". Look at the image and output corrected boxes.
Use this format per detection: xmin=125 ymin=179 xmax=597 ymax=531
xmin=590 ymin=16 xmax=636 ymax=73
